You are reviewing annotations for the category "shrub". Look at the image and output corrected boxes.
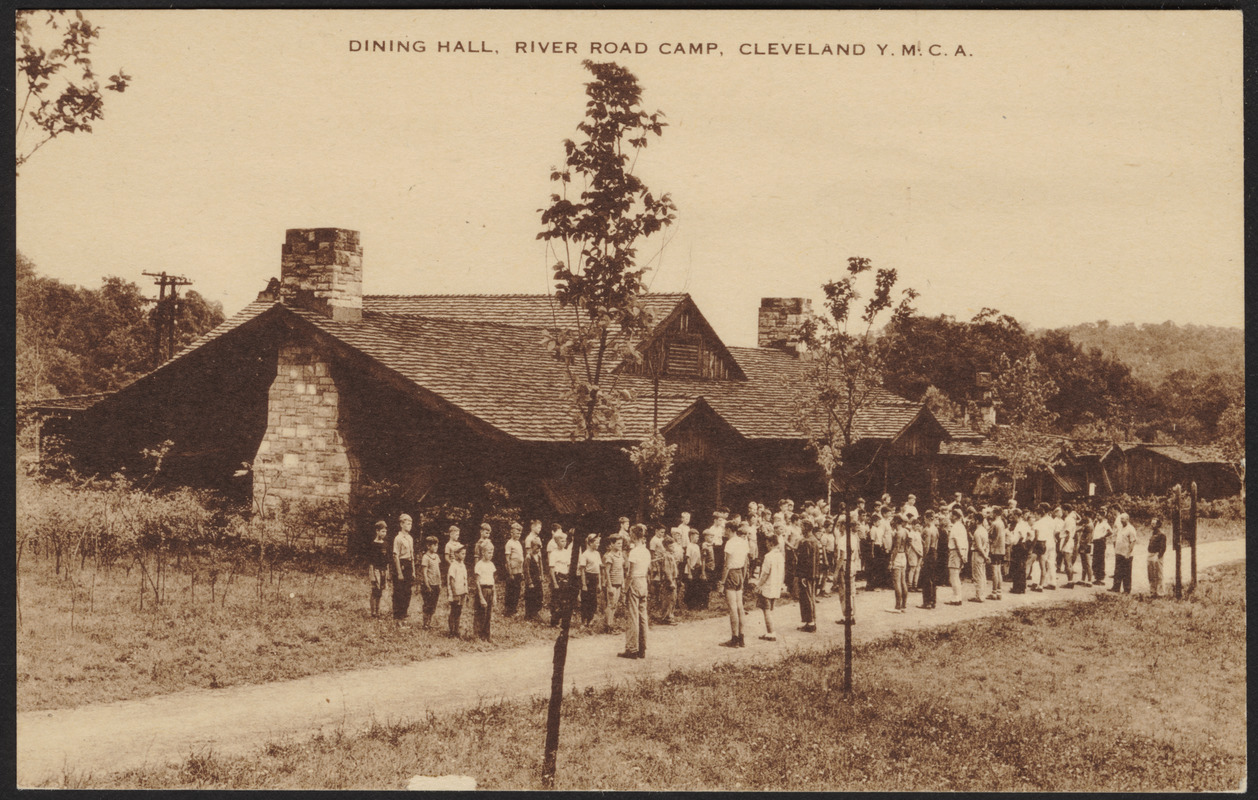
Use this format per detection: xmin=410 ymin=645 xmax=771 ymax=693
xmin=1106 ymin=492 xmax=1244 ymax=522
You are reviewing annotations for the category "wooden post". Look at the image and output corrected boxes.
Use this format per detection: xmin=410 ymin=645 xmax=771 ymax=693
xmin=1171 ymin=485 xmax=1182 ymax=600
xmin=842 ymin=500 xmax=853 ymax=695
xmin=714 ymin=458 xmax=724 ymax=511
xmin=1189 ymin=481 xmax=1198 ymax=594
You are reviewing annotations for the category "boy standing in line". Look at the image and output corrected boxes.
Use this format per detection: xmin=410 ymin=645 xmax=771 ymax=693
xmin=368 ymin=520 xmax=389 ymax=618
xmin=603 ymin=535 xmax=625 ymax=628
xmin=391 ymin=514 xmax=415 ymax=625
xmin=987 ymin=508 xmax=1007 ymax=600
xmin=503 ymin=522 xmax=525 ymax=616
xmin=473 ymin=547 xmax=495 ymax=641
xmin=418 ymin=536 xmax=442 ymax=629
xmin=522 ymin=537 xmax=545 ymax=621
xmin=447 ymin=542 xmax=468 ymax=638
xmin=1091 ymin=508 xmax=1112 ymax=586
xmin=548 ymin=528 xmax=572 ymax=627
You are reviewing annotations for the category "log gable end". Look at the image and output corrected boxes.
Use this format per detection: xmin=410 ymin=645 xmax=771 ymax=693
xmin=620 ymin=297 xmax=747 ymax=381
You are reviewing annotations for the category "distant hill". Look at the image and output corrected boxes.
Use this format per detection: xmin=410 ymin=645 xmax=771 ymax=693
xmin=1051 ymin=321 xmax=1244 ymax=384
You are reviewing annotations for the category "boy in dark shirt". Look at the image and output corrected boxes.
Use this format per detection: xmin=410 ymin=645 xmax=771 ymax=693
xmin=368 ymin=520 xmax=389 ymax=617
xmin=523 ymin=538 xmax=545 ymax=621
xmin=796 ymin=520 xmax=820 ymax=632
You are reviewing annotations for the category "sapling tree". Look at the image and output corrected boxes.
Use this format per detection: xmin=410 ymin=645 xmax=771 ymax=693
xmin=535 ymin=59 xmax=675 ymax=789
xmin=794 ymin=256 xmax=917 ymax=694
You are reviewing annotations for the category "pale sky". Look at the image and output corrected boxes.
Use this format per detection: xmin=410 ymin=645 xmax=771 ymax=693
xmin=16 ymin=10 xmax=1243 ymax=347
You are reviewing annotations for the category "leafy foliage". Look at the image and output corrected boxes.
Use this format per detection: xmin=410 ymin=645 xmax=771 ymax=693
xmin=881 ymin=309 xmax=1239 ymax=447
xmin=622 ymin=433 xmax=678 ymax=526
xmin=537 ymin=61 xmax=677 ymax=441
xmin=795 ymin=257 xmax=918 ymax=488
xmin=15 ymin=9 xmax=131 ymax=174
xmin=988 ymin=352 xmax=1058 ymax=491
xmin=16 ymin=253 xmax=224 ymax=401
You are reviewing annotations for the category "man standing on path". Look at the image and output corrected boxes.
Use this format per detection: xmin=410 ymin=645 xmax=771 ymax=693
xmin=1111 ymin=512 xmax=1137 ymax=593
xmin=988 ymin=508 xmax=1007 ymax=600
xmin=720 ymin=522 xmax=750 ymax=647
xmin=619 ymin=524 xmax=651 ymax=659
xmin=1031 ymin=504 xmax=1057 ymax=591
xmin=918 ymin=509 xmax=939 ymax=609
xmin=969 ymin=509 xmax=989 ymax=603
xmin=945 ymin=508 xmax=969 ymax=606
xmin=1091 ymin=507 xmax=1112 ymax=586
xmin=795 ymin=520 xmax=820 ymax=631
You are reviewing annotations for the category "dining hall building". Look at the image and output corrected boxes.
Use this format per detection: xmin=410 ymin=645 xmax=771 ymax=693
xmin=39 ymin=228 xmax=962 ymax=548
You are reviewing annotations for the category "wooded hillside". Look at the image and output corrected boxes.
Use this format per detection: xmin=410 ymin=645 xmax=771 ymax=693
xmin=1054 ymin=320 xmax=1244 ymax=385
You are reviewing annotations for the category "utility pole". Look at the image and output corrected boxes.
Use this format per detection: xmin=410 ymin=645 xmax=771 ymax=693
xmin=142 ymin=271 xmax=193 ymax=366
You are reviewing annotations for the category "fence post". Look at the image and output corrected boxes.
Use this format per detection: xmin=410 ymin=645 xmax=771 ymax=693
xmin=1171 ymin=485 xmax=1182 ymax=601
xmin=1189 ymin=481 xmax=1198 ymax=594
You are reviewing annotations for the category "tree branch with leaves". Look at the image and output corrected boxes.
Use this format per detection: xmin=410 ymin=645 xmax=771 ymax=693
xmin=538 ymin=60 xmax=676 ymax=442
xmin=15 ymin=9 xmax=131 ymax=175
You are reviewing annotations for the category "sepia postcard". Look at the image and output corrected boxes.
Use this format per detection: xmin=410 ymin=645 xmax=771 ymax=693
xmin=14 ymin=9 xmax=1244 ymax=791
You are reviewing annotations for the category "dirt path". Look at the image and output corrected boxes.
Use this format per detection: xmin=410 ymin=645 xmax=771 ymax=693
xmin=17 ymin=538 xmax=1245 ymax=787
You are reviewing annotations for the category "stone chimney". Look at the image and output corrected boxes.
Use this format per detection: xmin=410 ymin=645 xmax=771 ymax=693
xmin=758 ymin=297 xmax=812 ymax=355
xmin=279 ymin=228 xmax=363 ymax=322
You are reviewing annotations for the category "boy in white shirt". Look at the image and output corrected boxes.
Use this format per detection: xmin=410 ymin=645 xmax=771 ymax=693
xmin=503 ymin=522 xmax=525 ymax=616
xmin=619 ymin=524 xmax=651 ymax=659
xmin=753 ymin=530 xmax=785 ymax=640
xmin=720 ymin=524 xmax=751 ymax=647
xmin=473 ymin=549 xmax=496 ymax=641
xmin=548 ymin=528 xmax=572 ymax=628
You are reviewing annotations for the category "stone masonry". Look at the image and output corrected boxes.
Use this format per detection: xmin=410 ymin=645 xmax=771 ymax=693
xmin=279 ymin=228 xmax=363 ymax=323
xmin=758 ymin=297 xmax=812 ymax=354
xmin=252 ymin=339 xmax=355 ymax=513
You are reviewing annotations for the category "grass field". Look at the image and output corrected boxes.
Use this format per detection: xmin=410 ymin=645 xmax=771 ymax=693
xmin=15 ymin=550 xmax=726 ymax=712
xmin=77 ymin=560 xmax=1247 ymax=791
xmin=17 ymin=517 xmax=1242 ymax=713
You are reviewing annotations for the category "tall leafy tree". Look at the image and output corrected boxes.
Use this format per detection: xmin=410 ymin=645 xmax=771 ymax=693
xmin=990 ymin=352 xmax=1059 ymax=498
xmin=16 ymin=255 xmax=224 ymax=401
xmin=794 ymin=256 xmax=917 ymax=694
xmin=534 ymin=60 xmax=675 ymax=788
xmin=15 ymin=10 xmax=131 ymax=175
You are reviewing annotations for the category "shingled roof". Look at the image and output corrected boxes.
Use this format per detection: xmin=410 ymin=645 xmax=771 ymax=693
xmin=91 ymin=294 xmax=942 ymax=446
xmin=363 ymin=293 xmax=689 ymax=331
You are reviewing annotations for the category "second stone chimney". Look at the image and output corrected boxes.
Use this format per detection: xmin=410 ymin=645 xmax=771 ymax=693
xmin=279 ymin=228 xmax=363 ymax=322
xmin=758 ymin=297 xmax=812 ymax=355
